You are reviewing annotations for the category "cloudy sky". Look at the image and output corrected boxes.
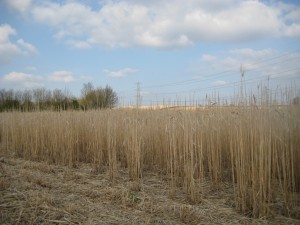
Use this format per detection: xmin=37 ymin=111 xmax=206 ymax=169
xmin=0 ymin=0 xmax=300 ymax=105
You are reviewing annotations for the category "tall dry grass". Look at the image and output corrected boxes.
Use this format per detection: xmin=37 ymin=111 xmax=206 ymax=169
xmin=0 ymin=104 xmax=299 ymax=218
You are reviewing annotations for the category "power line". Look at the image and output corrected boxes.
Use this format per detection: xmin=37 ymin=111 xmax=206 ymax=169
xmin=142 ymin=68 xmax=300 ymax=97
xmin=121 ymin=74 xmax=300 ymax=103
xmin=242 ymin=49 xmax=300 ymax=70
xmin=142 ymin=50 xmax=300 ymax=90
xmin=146 ymin=84 xmax=300 ymax=105
xmin=118 ymin=51 xmax=300 ymax=105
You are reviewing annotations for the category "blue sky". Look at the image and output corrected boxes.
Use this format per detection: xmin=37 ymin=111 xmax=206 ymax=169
xmin=0 ymin=0 xmax=300 ymax=105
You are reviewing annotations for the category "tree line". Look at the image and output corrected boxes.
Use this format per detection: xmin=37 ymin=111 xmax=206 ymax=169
xmin=0 ymin=83 xmax=118 ymax=112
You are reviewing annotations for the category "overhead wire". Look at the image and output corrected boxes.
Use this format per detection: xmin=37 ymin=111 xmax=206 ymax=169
xmin=142 ymin=67 xmax=300 ymax=97
xmin=118 ymin=50 xmax=300 ymax=104
xmin=142 ymin=49 xmax=300 ymax=90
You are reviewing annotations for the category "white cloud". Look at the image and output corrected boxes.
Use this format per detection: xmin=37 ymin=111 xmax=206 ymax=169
xmin=104 ymin=68 xmax=138 ymax=78
xmin=197 ymin=48 xmax=300 ymax=81
xmin=0 ymin=24 xmax=37 ymax=64
xmin=25 ymin=66 xmax=37 ymax=71
xmin=284 ymin=7 xmax=300 ymax=22
xmin=214 ymin=80 xmax=227 ymax=86
xmin=229 ymin=48 xmax=276 ymax=60
xmin=2 ymin=71 xmax=43 ymax=88
xmin=17 ymin=38 xmax=38 ymax=54
xmin=280 ymin=2 xmax=300 ymax=37
xmin=0 ymin=23 xmax=16 ymax=42
xmin=48 ymin=71 xmax=76 ymax=83
xmin=67 ymin=40 xmax=91 ymax=49
xmin=0 ymin=24 xmax=22 ymax=64
xmin=201 ymin=54 xmax=216 ymax=62
xmin=218 ymin=57 xmax=241 ymax=71
xmin=8 ymin=0 xmax=298 ymax=49
xmin=204 ymin=48 xmax=279 ymax=72
xmin=284 ymin=23 xmax=300 ymax=37
xmin=6 ymin=0 xmax=32 ymax=13
xmin=183 ymin=1 xmax=282 ymax=42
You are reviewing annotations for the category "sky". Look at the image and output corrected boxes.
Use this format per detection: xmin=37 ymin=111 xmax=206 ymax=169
xmin=0 ymin=0 xmax=300 ymax=106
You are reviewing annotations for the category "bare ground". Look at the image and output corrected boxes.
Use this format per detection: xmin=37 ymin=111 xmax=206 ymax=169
xmin=0 ymin=154 xmax=299 ymax=225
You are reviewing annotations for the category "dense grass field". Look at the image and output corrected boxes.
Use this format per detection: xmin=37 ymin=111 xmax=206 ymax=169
xmin=1 ymin=105 xmax=299 ymax=224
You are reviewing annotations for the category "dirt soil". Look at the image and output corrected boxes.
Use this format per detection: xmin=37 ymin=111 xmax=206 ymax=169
xmin=0 ymin=154 xmax=299 ymax=225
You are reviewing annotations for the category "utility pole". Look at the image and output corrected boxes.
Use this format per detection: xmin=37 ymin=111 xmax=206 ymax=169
xmin=136 ymin=82 xmax=141 ymax=108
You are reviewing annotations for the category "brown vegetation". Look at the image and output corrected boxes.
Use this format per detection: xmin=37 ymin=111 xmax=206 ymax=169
xmin=0 ymin=104 xmax=300 ymax=223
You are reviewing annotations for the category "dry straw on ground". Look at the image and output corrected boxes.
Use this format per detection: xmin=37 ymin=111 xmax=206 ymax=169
xmin=1 ymin=155 xmax=299 ymax=224
xmin=0 ymin=103 xmax=300 ymax=224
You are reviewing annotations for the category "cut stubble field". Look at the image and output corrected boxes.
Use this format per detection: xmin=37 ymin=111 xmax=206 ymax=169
xmin=0 ymin=155 xmax=268 ymax=225
xmin=0 ymin=105 xmax=299 ymax=224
